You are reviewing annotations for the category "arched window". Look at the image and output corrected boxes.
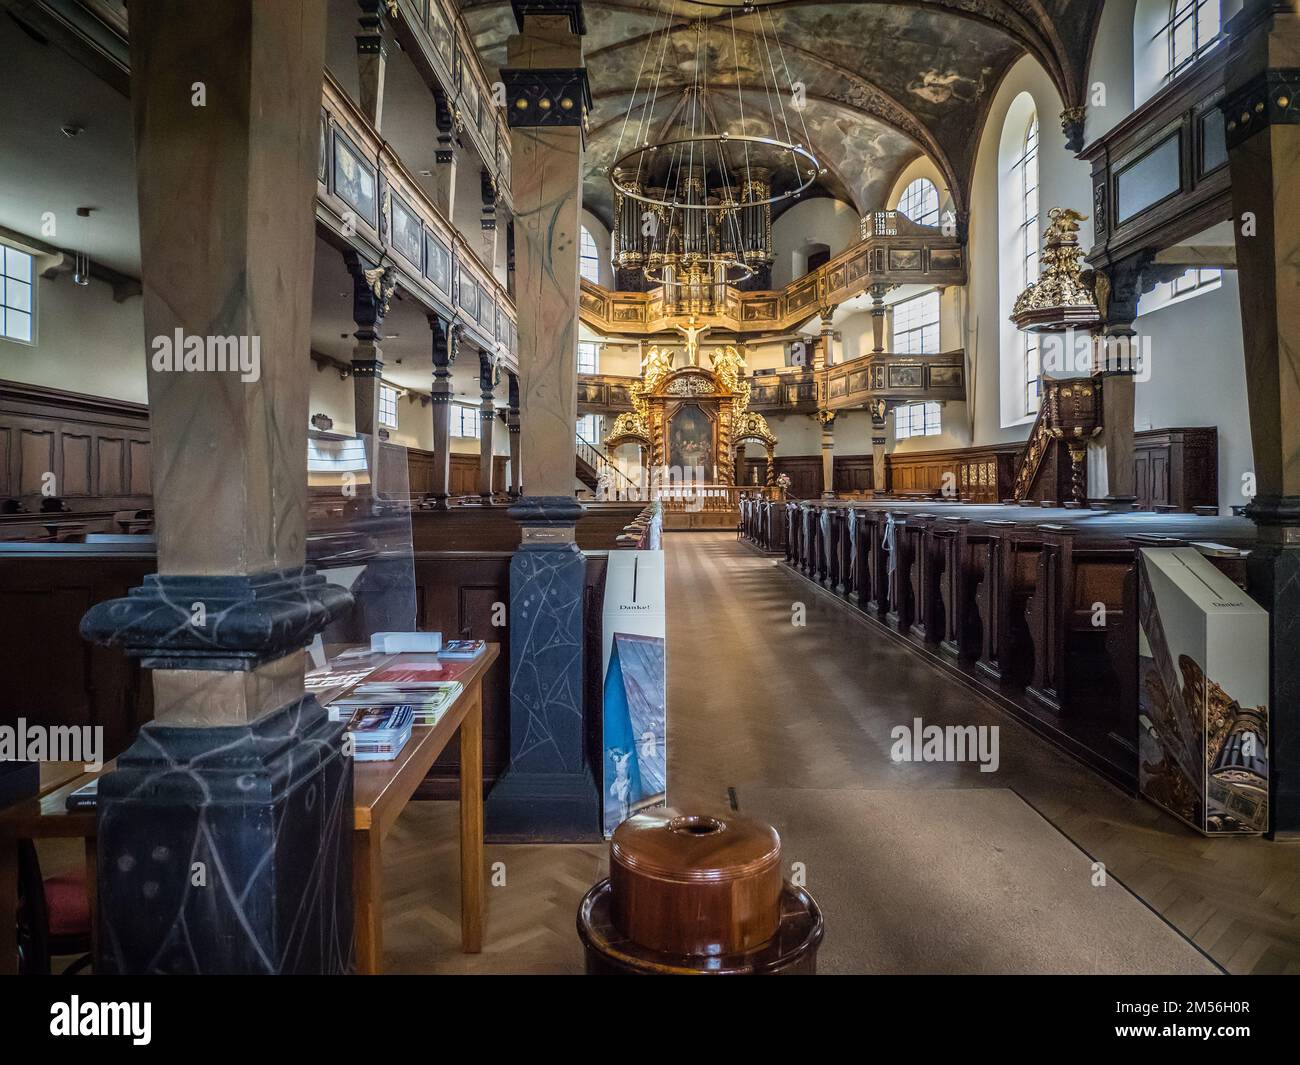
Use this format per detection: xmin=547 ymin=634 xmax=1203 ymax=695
xmin=1012 ymin=113 xmax=1041 ymax=416
xmin=1161 ymin=0 xmax=1221 ymax=82
xmin=896 ymin=178 xmax=940 ymax=227
xmin=579 ymin=226 xmax=600 ymax=284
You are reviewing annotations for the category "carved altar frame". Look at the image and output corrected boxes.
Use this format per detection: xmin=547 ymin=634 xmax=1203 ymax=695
xmin=648 ymin=367 xmax=734 ymax=484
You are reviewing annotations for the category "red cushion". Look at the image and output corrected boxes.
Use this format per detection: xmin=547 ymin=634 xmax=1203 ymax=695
xmin=43 ymin=870 xmax=90 ymax=938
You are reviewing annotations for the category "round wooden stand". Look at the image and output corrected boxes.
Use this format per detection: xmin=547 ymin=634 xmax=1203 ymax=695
xmin=577 ymin=810 xmax=823 ymax=975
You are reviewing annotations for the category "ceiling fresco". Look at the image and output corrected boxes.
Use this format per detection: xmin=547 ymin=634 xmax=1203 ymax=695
xmin=460 ymin=0 xmax=1107 ymax=227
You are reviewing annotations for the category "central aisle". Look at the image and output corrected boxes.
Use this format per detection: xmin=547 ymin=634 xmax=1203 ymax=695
xmin=663 ymin=533 xmax=1222 ymax=974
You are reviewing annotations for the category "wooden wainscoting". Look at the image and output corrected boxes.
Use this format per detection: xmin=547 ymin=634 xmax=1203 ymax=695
xmin=0 ymin=381 xmax=152 ymax=539
xmin=1134 ymin=427 xmax=1217 ymax=511
xmin=375 ymin=445 xmax=507 ymax=499
xmin=886 ymin=444 xmax=1022 ymax=502
xmin=0 ymin=543 xmax=155 ymax=760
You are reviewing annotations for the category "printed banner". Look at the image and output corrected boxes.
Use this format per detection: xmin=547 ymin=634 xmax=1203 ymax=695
xmin=601 ymin=550 xmax=667 ymax=837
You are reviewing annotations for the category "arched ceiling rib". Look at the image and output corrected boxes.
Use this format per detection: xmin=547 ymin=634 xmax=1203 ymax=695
xmin=460 ymin=0 xmax=1106 ymax=225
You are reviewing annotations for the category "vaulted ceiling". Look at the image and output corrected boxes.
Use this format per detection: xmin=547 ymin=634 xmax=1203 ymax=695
xmin=461 ymin=0 xmax=1106 ymax=226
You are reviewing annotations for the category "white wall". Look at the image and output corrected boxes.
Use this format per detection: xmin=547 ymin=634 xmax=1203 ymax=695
xmin=771 ymin=198 xmax=860 ymax=288
xmin=965 ymin=54 xmax=1093 ymax=445
xmin=1134 ymin=273 xmax=1252 ymax=511
xmin=0 ymin=271 xmax=146 ymax=403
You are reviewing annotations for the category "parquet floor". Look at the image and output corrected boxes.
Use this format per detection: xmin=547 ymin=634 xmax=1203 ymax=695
xmin=380 ymin=532 xmax=1300 ymax=975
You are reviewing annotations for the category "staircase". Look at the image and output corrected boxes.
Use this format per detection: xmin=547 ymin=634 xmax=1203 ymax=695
xmin=576 ymin=434 xmax=638 ymax=498
xmin=1010 ymin=378 xmax=1102 ymax=503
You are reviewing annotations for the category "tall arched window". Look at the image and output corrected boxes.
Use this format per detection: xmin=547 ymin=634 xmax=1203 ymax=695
xmin=579 ymin=226 xmax=600 ymax=284
xmin=896 ymin=178 xmax=939 ymax=227
xmin=1162 ymin=0 xmax=1221 ymax=82
xmin=1013 ymin=113 xmax=1041 ymax=416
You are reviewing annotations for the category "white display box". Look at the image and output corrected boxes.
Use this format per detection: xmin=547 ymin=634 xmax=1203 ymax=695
xmin=1137 ymin=548 xmax=1269 ymax=835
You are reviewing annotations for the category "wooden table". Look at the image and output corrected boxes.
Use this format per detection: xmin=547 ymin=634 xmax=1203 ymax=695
xmin=0 ymin=763 xmax=106 ymax=975
xmin=0 ymin=644 xmax=498 ymax=975
xmin=349 ymin=644 xmax=497 ymax=973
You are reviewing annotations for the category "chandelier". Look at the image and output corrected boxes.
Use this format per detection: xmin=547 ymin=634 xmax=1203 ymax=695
xmin=608 ymin=4 xmax=821 ymax=296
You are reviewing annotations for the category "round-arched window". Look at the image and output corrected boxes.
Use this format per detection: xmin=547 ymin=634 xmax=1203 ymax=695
xmin=896 ymin=178 xmax=939 ymax=227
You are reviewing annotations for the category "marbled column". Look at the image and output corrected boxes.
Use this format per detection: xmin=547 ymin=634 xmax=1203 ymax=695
xmin=345 ymin=250 xmax=392 ymax=499
xmin=79 ymin=0 xmax=353 ymax=972
xmin=871 ymin=400 xmax=889 ymax=492
xmin=481 ymin=168 xmax=499 ymax=272
xmin=1222 ymin=0 xmax=1300 ymax=835
xmin=507 ymin=370 xmax=522 ymax=497
xmin=432 ymin=92 xmax=458 ymax=220
xmin=429 ymin=315 xmax=455 ymax=510
xmin=819 ymin=304 xmax=837 ymax=368
xmin=486 ymin=4 xmax=601 ymax=841
xmin=870 ymin=283 xmax=889 ymax=354
xmin=478 ymin=349 xmax=497 ymax=501
xmin=818 ymin=410 xmax=836 ymax=498
xmin=506 ymin=58 xmax=584 ymax=493
xmin=1091 ymin=252 xmax=1155 ymax=507
xmin=356 ymin=0 xmax=388 ymax=131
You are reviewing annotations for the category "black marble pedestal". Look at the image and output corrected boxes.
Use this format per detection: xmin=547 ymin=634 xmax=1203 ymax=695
xmin=485 ymin=497 xmax=602 ymax=842
xmin=95 ymin=698 xmax=354 ymax=973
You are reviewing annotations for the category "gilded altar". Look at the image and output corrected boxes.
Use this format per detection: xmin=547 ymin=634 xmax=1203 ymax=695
xmin=605 ymin=343 xmax=778 ymax=485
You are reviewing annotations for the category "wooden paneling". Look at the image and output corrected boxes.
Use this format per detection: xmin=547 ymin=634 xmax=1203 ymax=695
xmin=1134 ymin=427 xmax=1217 ymax=512
xmin=833 ymin=454 xmax=874 ymax=494
xmin=772 ymin=456 xmax=823 ymax=499
xmin=887 ymin=444 xmax=1021 ymax=502
xmin=0 ymin=546 xmax=155 ymax=761
xmin=0 ymin=382 xmax=152 ymax=528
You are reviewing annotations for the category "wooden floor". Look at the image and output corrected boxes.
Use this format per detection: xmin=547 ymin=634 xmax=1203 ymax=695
xmin=44 ymin=532 xmax=1300 ymax=973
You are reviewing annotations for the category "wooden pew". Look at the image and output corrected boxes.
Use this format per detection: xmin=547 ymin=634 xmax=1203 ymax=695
xmin=772 ymin=498 xmax=1257 ymax=790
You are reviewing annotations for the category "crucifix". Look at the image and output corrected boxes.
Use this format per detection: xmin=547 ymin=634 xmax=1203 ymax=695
xmin=674 ymin=314 xmax=711 ymax=367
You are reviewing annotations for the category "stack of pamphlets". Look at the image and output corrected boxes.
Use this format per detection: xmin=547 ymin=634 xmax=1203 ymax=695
xmin=334 ymin=660 xmax=466 ymax=728
xmin=359 ymin=659 xmax=473 ymax=686
xmin=343 ymin=705 xmax=414 ymax=761
xmin=438 ymin=639 xmax=486 ymax=660
xmin=329 ymin=686 xmax=461 ymax=727
xmin=304 ymin=662 xmax=381 ymax=703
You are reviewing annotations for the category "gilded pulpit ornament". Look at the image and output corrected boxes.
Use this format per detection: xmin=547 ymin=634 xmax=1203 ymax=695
xmin=1010 ymin=207 xmax=1102 ymax=334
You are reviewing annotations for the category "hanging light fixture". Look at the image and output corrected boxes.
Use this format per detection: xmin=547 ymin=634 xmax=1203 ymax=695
xmin=608 ymin=3 xmax=821 ymax=297
xmin=73 ymin=206 xmax=94 ymax=286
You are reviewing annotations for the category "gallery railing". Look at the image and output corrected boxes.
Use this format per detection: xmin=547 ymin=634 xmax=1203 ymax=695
xmin=318 ymin=71 xmax=516 ymax=363
xmin=578 ymin=211 xmax=965 ymax=336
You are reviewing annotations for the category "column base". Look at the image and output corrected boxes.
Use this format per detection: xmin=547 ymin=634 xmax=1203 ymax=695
xmin=484 ymin=496 xmax=603 ymax=842
xmin=96 ymin=697 xmax=354 ymax=974
xmin=485 ymin=770 xmax=602 ymax=843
